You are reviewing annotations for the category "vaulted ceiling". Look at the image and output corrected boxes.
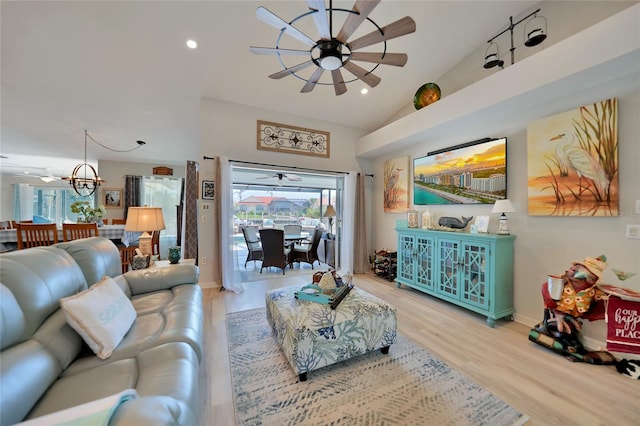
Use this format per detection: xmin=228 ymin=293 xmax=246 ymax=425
xmin=1 ymin=0 xmax=539 ymax=178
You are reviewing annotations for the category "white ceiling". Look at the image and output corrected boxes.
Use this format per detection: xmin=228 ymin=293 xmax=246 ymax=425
xmin=0 ymin=0 xmax=540 ymax=178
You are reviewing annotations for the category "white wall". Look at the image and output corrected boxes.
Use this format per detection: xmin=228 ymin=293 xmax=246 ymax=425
xmin=370 ymin=71 xmax=640 ymax=349
xmin=97 ymin=160 xmax=185 ymax=222
xmin=365 ymin=1 xmax=640 ymax=351
xmin=197 ymin=98 xmax=371 ymax=285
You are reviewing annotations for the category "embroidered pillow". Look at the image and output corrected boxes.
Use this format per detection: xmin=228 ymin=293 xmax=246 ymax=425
xmin=60 ymin=276 xmax=136 ymax=359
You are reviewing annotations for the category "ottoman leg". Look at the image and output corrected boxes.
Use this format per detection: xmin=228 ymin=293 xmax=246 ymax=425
xmin=381 ymin=345 xmax=390 ymax=354
xmin=298 ymin=372 xmax=308 ymax=382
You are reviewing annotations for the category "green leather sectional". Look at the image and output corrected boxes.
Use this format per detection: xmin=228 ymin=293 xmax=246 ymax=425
xmin=0 ymin=237 xmax=203 ymax=425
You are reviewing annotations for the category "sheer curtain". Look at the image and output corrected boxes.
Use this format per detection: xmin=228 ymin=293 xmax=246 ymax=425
xmin=216 ymin=156 xmax=243 ymax=293
xmin=338 ymin=171 xmax=357 ymax=277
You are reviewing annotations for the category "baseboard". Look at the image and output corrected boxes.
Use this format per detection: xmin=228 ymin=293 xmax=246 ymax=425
xmin=198 ymin=280 xmax=219 ymax=289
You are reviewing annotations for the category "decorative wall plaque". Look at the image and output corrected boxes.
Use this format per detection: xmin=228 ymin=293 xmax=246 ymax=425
xmin=257 ymin=120 xmax=329 ymax=158
xmin=153 ymin=166 xmax=173 ymax=176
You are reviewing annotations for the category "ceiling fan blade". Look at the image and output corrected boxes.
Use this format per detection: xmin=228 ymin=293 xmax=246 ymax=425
xmin=349 ymin=52 xmax=408 ymax=66
xmin=343 ymin=61 xmax=381 ymax=88
xmin=269 ymin=60 xmax=314 ymax=79
xmin=301 ymin=67 xmax=325 ymax=93
xmin=331 ymin=69 xmax=347 ymax=96
xmin=256 ymin=6 xmax=315 ymax=47
xmin=336 ymin=0 xmax=381 ymax=43
xmin=250 ymin=46 xmax=310 ymax=56
xmin=347 ymin=16 xmax=416 ymax=51
xmin=306 ymin=0 xmax=331 ymax=40
xmin=285 ymin=173 xmax=303 ymax=182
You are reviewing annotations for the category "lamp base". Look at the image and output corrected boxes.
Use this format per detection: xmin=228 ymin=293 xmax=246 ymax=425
xmin=496 ymin=214 xmax=510 ymax=235
xmin=138 ymin=232 xmax=152 ymax=256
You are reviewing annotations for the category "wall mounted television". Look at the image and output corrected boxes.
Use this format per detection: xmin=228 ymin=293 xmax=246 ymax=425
xmin=413 ymin=137 xmax=507 ymax=205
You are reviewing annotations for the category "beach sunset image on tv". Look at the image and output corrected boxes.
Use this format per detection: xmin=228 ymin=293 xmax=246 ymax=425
xmin=413 ymin=138 xmax=507 ymax=205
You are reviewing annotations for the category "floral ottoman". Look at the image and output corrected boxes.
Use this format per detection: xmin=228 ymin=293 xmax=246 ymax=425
xmin=265 ymin=285 xmax=397 ymax=381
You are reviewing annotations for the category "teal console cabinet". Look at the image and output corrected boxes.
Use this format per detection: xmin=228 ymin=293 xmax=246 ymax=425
xmin=395 ymin=223 xmax=515 ymax=327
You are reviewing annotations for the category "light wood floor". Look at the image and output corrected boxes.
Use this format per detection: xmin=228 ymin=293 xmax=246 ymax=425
xmin=200 ymin=271 xmax=639 ymax=426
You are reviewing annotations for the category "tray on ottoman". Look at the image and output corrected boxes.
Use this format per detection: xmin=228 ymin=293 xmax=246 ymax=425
xmin=266 ymin=284 xmax=397 ymax=381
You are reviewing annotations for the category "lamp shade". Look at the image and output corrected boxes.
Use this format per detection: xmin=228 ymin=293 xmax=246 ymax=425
xmin=125 ymin=207 xmax=166 ymax=232
xmin=491 ymin=199 xmax=515 ymax=214
xmin=323 ymin=205 xmax=337 ymax=218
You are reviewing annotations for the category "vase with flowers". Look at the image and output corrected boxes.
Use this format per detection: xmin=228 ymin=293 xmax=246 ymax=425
xmin=70 ymin=201 xmax=106 ymax=225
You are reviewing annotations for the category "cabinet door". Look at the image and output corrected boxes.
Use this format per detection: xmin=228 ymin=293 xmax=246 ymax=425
xmin=460 ymin=241 xmax=490 ymax=310
xmin=437 ymin=238 xmax=459 ymax=299
xmin=397 ymin=233 xmax=416 ymax=282
xmin=415 ymin=235 xmax=435 ymax=290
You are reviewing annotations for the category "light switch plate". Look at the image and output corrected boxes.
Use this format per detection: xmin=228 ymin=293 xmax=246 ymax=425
xmin=626 ymin=224 xmax=640 ymax=239
xmin=636 ymin=200 xmax=640 ymax=215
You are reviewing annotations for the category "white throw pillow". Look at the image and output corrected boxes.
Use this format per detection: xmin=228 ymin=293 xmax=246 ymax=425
xmin=60 ymin=276 xmax=136 ymax=359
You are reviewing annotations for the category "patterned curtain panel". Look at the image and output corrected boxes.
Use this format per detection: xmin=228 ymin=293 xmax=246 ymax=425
xmin=182 ymin=161 xmax=199 ymax=262
xmin=353 ymin=173 xmax=369 ymax=274
xmin=124 ymin=175 xmax=142 ymax=218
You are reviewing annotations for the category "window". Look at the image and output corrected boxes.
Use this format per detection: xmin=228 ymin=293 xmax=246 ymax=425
xmin=32 ymin=186 xmax=94 ymax=225
xmin=141 ymin=176 xmax=181 ymax=257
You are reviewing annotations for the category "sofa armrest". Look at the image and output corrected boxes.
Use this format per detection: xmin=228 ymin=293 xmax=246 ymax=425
xmin=124 ymin=265 xmax=199 ymax=296
xmin=110 ymin=396 xmax=196 ymax=426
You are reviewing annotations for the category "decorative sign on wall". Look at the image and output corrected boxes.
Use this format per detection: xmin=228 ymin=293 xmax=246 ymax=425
xmin=527 ymin=98 xmax=618 ymax=216
xmin=153 ymin=166 xmax=173 ymax=176
xmin=257 ymin=120 xmax=329 ymax=158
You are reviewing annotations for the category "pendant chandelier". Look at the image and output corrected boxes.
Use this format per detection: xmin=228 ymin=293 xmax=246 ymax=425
xmin=63 ymin=130 xmax=146 ymax=196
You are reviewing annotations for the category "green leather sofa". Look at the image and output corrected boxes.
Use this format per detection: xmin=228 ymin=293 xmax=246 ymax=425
xmin=0 ymin=237 xmax=203 ymax=425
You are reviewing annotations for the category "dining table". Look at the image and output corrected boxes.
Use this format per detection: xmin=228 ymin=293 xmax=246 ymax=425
xmin=0 ymin=224 xmax=140 ymax=251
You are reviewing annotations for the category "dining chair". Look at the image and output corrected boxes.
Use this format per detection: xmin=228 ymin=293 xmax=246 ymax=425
xmin=258 ymin=228 xmax=290 ymax=275
xmin=112 ymin=218 xmax=127 ymax=225
xmin=291 ymin=227 xmax=323 ymax=269
xmin=283 ymin=224 xmax=302 ymax=236
xmin=241 ymin=226 xmax=263 ymax=268
xmin=16 ymin=223 xmax=58 ymax=249
xmin=118 ymin=245 xmax=138 ymax=274
xmin=62 ymin=223 xmax=99 ymax=241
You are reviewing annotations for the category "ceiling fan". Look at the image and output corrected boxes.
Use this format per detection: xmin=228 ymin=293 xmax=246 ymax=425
xmin=249 ymin=0 xmax=416 ymax=95
xmin=256 ymin=172 xmax=303 ymax=183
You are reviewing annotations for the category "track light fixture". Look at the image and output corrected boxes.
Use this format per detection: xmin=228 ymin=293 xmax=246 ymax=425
xmin=484 ymin=8 xmax=547 ymax=69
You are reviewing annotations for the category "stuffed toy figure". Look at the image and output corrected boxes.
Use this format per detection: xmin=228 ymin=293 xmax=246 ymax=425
xmin=529 ymin=255 xmax=616 ymax=365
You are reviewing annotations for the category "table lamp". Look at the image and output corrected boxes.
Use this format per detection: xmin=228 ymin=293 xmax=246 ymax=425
xmin=125 ymin=206 xmax=165 ymax=255
xmin=491 ymin=199 xmax=514 ymax=235
xmin=323 ymin=204 xmax=336 ymax=235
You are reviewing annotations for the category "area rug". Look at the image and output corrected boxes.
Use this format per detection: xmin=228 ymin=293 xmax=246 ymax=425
xmin=227 ymin=308 xmax=529 ymax=426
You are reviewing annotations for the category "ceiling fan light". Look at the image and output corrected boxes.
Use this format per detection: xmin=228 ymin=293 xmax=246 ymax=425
xmin=319 ymin=55 xmax=342 ymax=70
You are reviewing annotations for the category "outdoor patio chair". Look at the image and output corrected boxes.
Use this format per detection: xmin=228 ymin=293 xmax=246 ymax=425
xmin=283 ymin=224 xmax=302 ymax=236
xmin=291 ymin=227 xmax=323 ymax=269
xmin=241 ymin=225 xmax=263 ymax=268
xmin=259 ymin=228 xmax=290 ymax=275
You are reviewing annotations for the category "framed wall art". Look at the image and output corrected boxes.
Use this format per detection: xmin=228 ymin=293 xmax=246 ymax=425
xmin=527 ymin=98 xmax=618 ymax=216
xmin=383 ymin=156 xmax=410 ymax=213
xmin=202 ymin=180 xmax=215 ymax=200
xmin=103 ymin=188 xmax=122 ymax=209
xmin=257 ymin=120 xmax=329 ymax=158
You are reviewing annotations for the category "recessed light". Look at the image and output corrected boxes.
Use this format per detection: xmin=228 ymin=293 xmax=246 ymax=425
xmin=186 ymin=39 xmax=198 ymax=49
xmin=360 ymin=88 xmax=368 ymax=95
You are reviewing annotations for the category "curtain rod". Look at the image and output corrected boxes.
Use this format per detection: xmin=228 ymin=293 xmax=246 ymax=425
xmin=203 ymin=156 xmax=373 ymax=177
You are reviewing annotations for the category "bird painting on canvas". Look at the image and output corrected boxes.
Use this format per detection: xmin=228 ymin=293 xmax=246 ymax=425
xmin=549 ymin=132 xmax=609 ymax=200
xmin=526 ymin=98 xmax=618 ymax=216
